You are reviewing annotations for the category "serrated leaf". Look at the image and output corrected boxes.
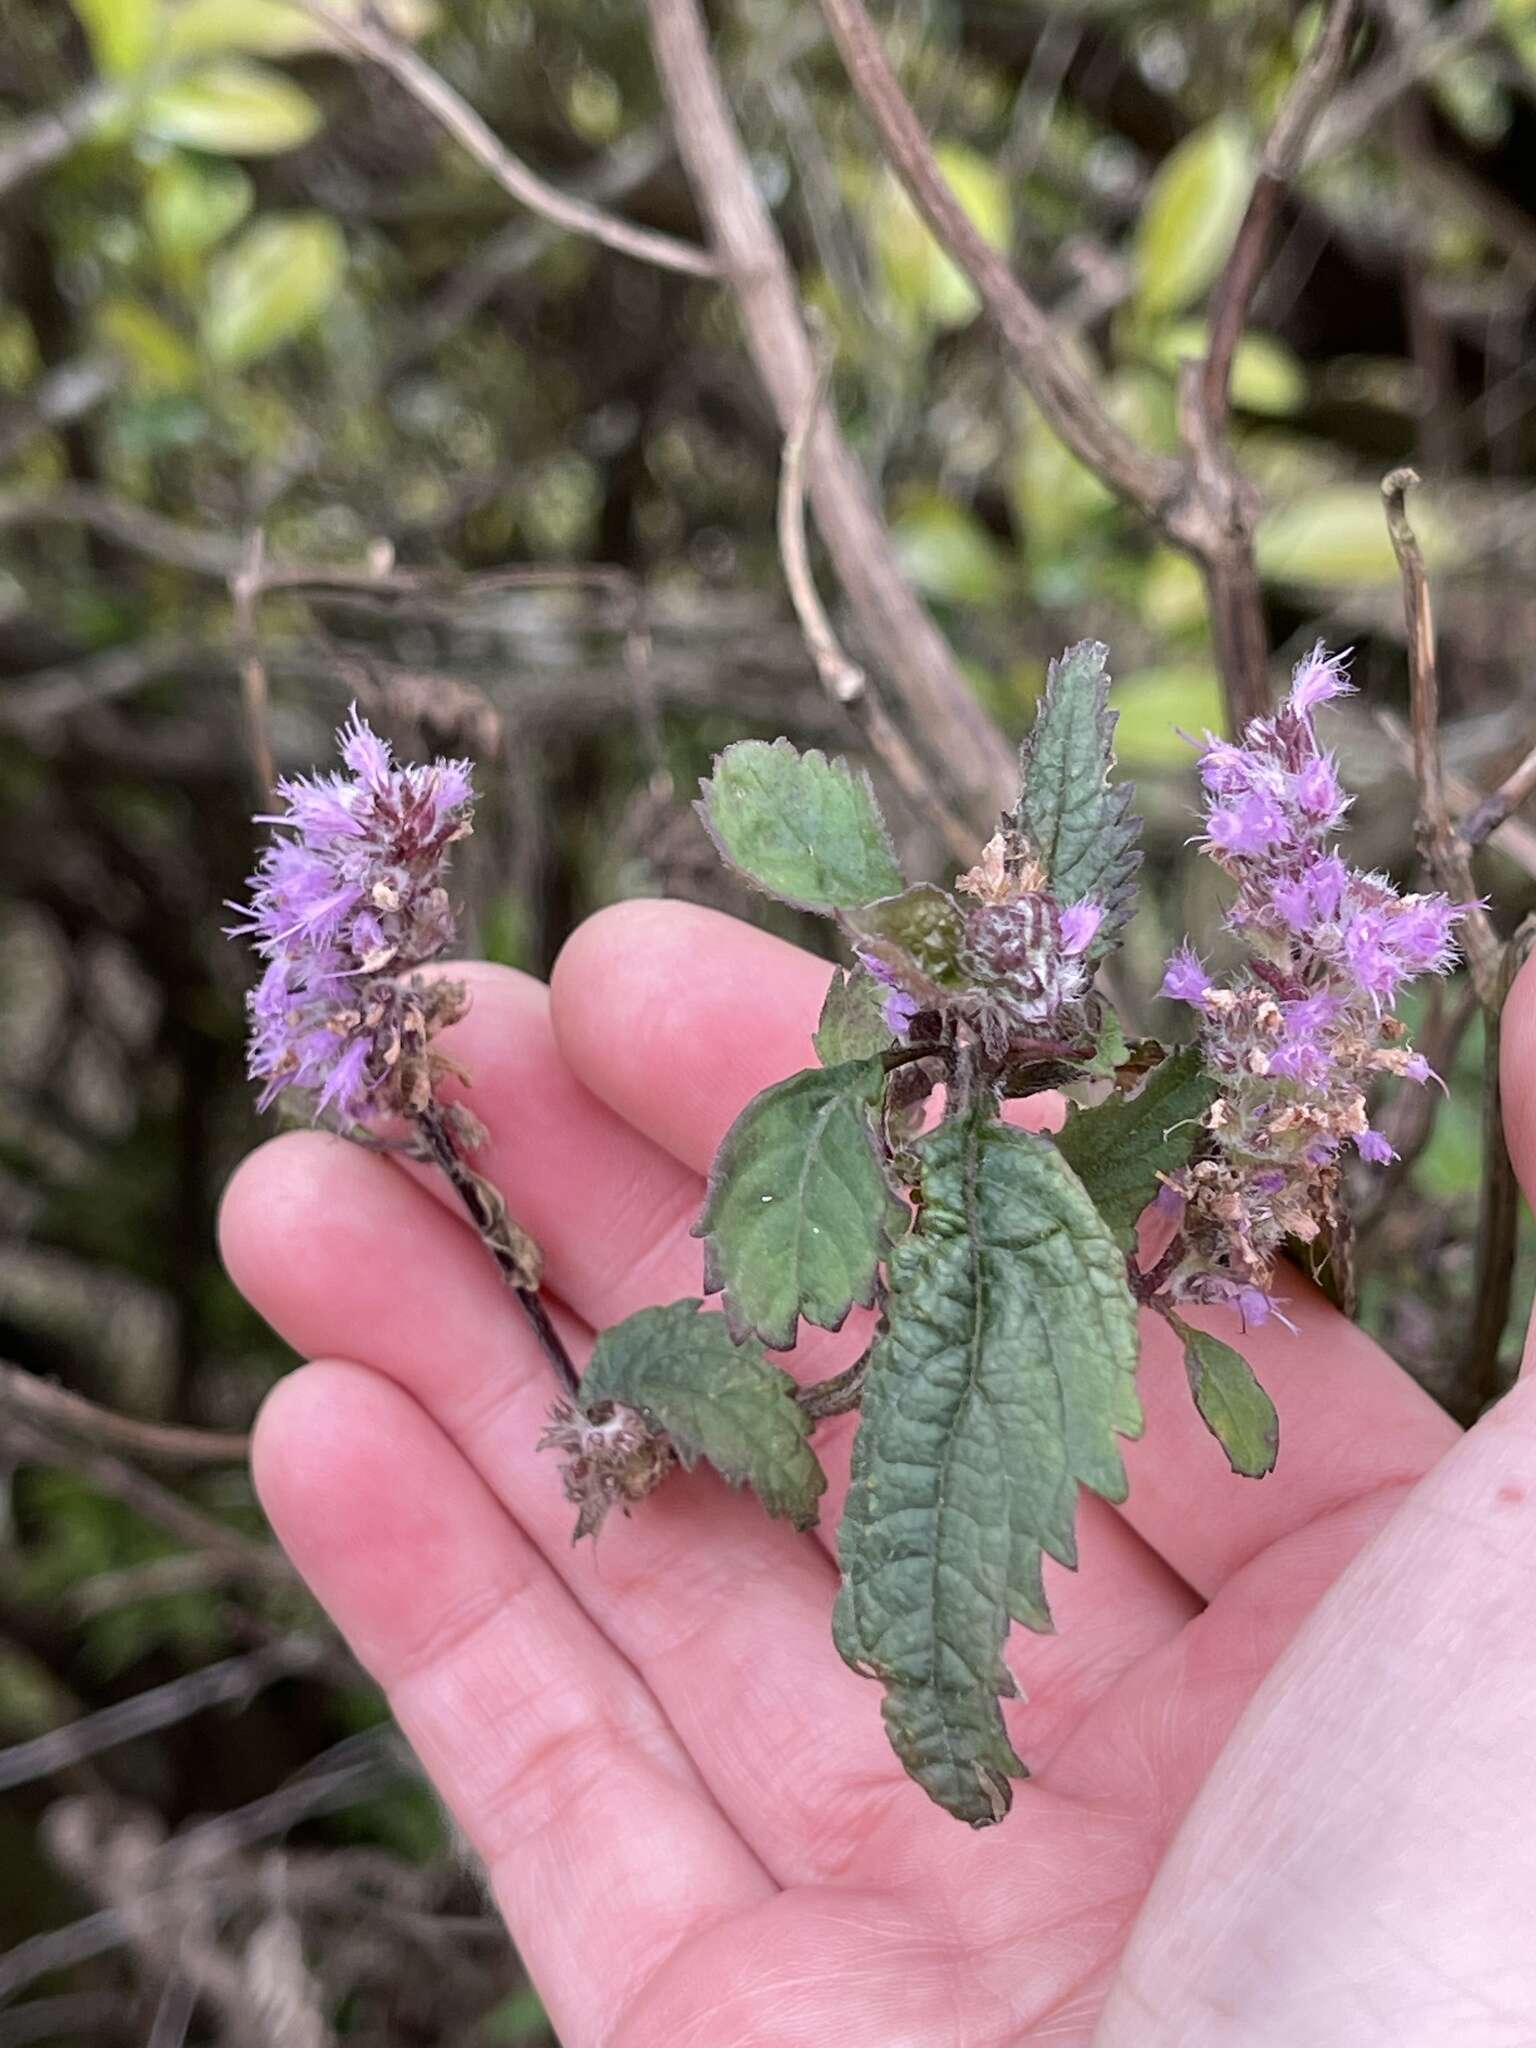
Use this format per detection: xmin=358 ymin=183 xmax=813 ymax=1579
xmin=841 ymin=884 xmax=969 ymax=1006
xmin=695 ymin=1057 xmax=903 ymax=1351
xmin=1013 ymin=641 xmax=1141 ymax=955
xmin=834 ymin=1111 xmax=1141 ymax=1824
xmin=814 ymin=966 xmax=893 ymax=1066
xmin=581 ymin=1301 xmax=826 ymax=1528
xmin=201 ymin=213 xmax=345 ymax=366
xmin=141 ymin=58 xmax=323 ymax=155
xmin=1133 ymin=116 xmax=1251 ymax=319
xmin=72 ymin=0 xmax=160 ymax=76
xmin=1055 ymin=1045 xmax=1214 ymax=1247
xmin=1166 ymin=1311 xmax=1278 ymax=1477
xmin=698 ymin=739 xmax=903 ymax=915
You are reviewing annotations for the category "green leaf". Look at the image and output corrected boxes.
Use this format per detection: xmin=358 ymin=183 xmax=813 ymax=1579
xmin=841 ymin=884 xmax=969 ymax=1007
xmin=871 ymin=142 xmax=1012 ymax=333
xmin=1258 ymin=485 xmax=1458 ymax=589
xmin=1013 ymin=640 xmax=1141 ymax=955
xmin=158 ymin=0 xmax=436 ymax=60
xmin=834 ymin=1111 xmax=1141 ymax=1824
xmin=581 ymin=1301 xmax=826 ymax=1529
xmin=141 ymin=58 xmax=324 ymax=155
xmin=697 ymin=739 xmax=903 ymax=914
xmin=1055 ymin=1045 xmax=1215 ymax=1247
xmin=146 ymin=153 xmax=254 ymax=264
xmin=1150 ymin=321 xmax=1306 ymax=417
xmin=72 ymin=0 xmax=160 ymax=77
xmin=814 ymin=966 xmax=893 ymax=1066
xmin=201 ymin=214 xmax=346 ymax=367
xmin=1165 ymin=1311 xmax=1278 ymax=1477
xmin=891 ymin=491 xmax=1013 ymax=606
xmin=695 ymin=1057 xmax=904 ymax=1351
xmin=95 ymin=296 xmax=199 ymax=394
xmin=1133 ymin=116 xmax=1252 ymax=319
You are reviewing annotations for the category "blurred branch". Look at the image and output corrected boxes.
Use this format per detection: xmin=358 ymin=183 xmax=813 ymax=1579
xmin=0 ymin=357 xmax=116 ymax=470
xmin=0 ymin=1645 xmax=331 ymax=1795
xmin=776 ymin=338 xmax=975 ymax=864
xmin=0 ymin=636 xmax=207 ymax=734
xmin=1201 ymin=0 xmax=1361 ymax=422
xmin=0 ymin=87 xmax=109 ymax=203
xmin=298 ymin=1 xmax=717 ymax=280
xmin=1310 ymin=0 xmax=1494 ymax=165
xmin=1373 ymin=709 xmax=1536 ymax=879
xmin=0 ymin=1362 xmax=249 ymax=1465
xmin=69 ymin=1552 xmax=238 ymax=1622
xmin=1461 ymin=734 xmax=1536 ymax=847
xmin=232 ymin=530 xmax=275 ymax=803
xmin=646 ymin=0 xmax=1016 ymax=831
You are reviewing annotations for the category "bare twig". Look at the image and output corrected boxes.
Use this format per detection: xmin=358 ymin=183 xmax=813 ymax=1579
xmin=1201 ymin=0 xmax=1362 ymax=422
xmin=0 ymin=1645 xmax=330 ymax=1794
xmin=1461 ymin=733 xmax=1536 ymax=847
xmin=69 ymin=1552 xmax=238 ymax=1622
xmin=0 ymin=356 xmax=116 ymax=470
xmin=1309 ymin=0 xmax=1494 ymax=166
xmin=1373 ymin=708 xmax=1536 ymax=879
xmin=776 ymin=339 xmax=976 ymax=864
xmin=0 ymin=1362 xmax=249 ymax=1466
xmin=1380 ymin=468 xmax=1501 ymax=1000
xmin=795 ymin=1350 xmax=871 ymax=1421
xmin=299 ymin=0 xmax=716 ymax=280
xmin=813 ymin=0 xmax=1179 ymax=528
xmin=2 ymin=1414 xmax=288 ymax=1595
xmin=645 ymin=0 xmax=1016 ymax=831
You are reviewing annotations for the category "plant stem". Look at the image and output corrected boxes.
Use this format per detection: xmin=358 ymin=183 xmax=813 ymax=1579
xmin=796 ymin=1351 xmax=872 ymax=1421
xmin=414 ymin=1103 xmax=581 ymax=1400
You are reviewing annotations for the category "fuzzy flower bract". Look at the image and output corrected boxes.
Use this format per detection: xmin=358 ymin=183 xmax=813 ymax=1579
xmin=1160 ymin=646 xmax=1468 ymax=1324
xmin=231 ymin=710 xmax=475 ymax=1122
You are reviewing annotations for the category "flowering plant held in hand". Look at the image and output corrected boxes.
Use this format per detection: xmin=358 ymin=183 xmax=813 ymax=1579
xmin=233 ymin=649 xmax=1466 ymax=1828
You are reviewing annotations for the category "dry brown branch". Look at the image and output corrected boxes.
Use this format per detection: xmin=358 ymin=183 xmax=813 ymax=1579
xmin=645 ymin=0 xmax=1016 ymax=831
xmin=1372 ymin=709 xmax=1536 ymax=879
xmin=1309 ymin=0 xmax=1494 ymax=166
xmin=299 ymin=0 xmax=716 ymax=280
xmin=0 ymin=1362 xmax=250 ymax=1466
xmin=776 ymin=340 xmax=977 ymax=865
xmin=1380 ymin=468 xmax=1501 ymax=999
xmin=2 ymin=1412 xmax=287 ymax=1595
xmin=1201 ymin=0 xmax=1362 ymax=422
xmin=1462 ymin=734 xmax=1536 ymax=847
xmin=813 ymin=0 xmax=1180 ymax=528
xmin=69 ymin=1552 xmax=238 ymax=1622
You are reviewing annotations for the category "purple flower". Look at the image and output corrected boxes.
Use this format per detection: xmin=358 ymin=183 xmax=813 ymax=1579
xmin=1161 ymin=943 xmax=1212 ymax=1008
xmin=1059 ymin=899 xmax=1104 ymax=958
xmin=1356 ymin=1128 xmax=1396 ymax=1164
xmin=1288 ymin=642 xmax=1354 ymax=716
xmin=230 ymin=708 xmax=475 ymax=1121
xmin=1205 ymin=790 xmax=1291 ymax=856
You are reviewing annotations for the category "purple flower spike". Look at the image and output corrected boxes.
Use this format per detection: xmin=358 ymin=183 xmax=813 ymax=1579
xmin=1160 ymin=645 xmax=1465 ymax=1331
xmin=1059 ymin=900 xmax=1104 ymax=958
xmin=230 ymin=708 xmax=475 ymax=1123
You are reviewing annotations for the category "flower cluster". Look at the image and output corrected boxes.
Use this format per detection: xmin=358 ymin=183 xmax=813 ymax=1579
xmin=1159 ymin=645 xmax=1467 ymax=1323
xmin=231 ymin=710 xmax=475 ymax=1123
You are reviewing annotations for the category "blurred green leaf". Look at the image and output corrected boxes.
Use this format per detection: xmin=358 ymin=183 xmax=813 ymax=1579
xmin=141 ymin=57 xmax=324 ymax=155
xmin=147 ymin=152 xmax=254 ymax=265
xmin=871 ymin=143 xmax=1011 ymax=332
xmin=1133 ymin=117 xmax=1252 ymax=319
xmin=891 ymin=492 xmax=1013 ymax=605
xmin=201 ymin=213 xmax=346 ymax=365
xmin=1110 ymin=664 xmax=1223 ymax=767
xmin=1150 ymin=321 xmax=1306 ymax=416
xmin=161 ymin=0 xmax=437 ymax=56
xmin=1258 ymin=485 xmax=1455 ymax=588
xmin=96 ymin=295 xmax=199 ymax=393
xmin=71 ymin=0 xmax=160 ymax=77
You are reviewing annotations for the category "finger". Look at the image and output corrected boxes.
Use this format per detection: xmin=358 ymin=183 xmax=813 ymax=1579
xmin=1097 ymin=1371 xmax=1536 ymax=2047
xmin=222 ymin=1133 xmax=928 ymax=1884
xmin=1499 ymin=948 xmax=1536 ymax=1377
xmin=252 ymin=1360 xmax=771 ymax=2048
xmin=552 ymin=899 xmax=1460 ymax=1597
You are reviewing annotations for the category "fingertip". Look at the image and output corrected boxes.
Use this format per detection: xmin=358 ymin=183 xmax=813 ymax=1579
xmin=218 ymin=1129 xmax=369 ymax=1296
xmin=1501 ymin=948 xmax=1536 ymax=1214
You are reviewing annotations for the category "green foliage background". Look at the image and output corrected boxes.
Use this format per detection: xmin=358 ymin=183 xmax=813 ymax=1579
xmin=2 ymin=0 xmax=1536 ymax=2034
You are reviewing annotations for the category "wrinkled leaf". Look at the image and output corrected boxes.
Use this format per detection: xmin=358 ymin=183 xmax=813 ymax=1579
xmin=814 ymin=966 xmax=893 ymax=1066
xmin=1133 ymin=116 xmax=1252 ymax=319
xmin=201 ymin=213 xmax=345 ymax=366
xmin=1013 ymin=641 xmax=1141 ymax=955
xmin=842 ymin=884 xmax=969 ymax=1008
xmin=697 ymin=739 xmax=903 ymax=914
xmin=141 ymin=58 xmax=324 ymax=155
xmin=695 ymin=1056 xmax=904 ymax=1351
xmin=1055 ymin=1044 xmax=1215 ymax=1247
xmin=834 ymin=1111 xmax=1141 ymax=1824
xmin=581 ymin=1301 xmax=826 ymax=1529
xmin=1166 ymin=1311 xmax=1278 ymax=1477
xmin=72 ymin=0 xmax=159 ymax=77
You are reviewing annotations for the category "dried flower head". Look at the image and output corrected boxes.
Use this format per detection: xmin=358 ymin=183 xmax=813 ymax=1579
xmin=1160 ymin=645 xmax=1468 ymax=1323
xmin=539 ymin=1401 xmax=676 ymax=1540
xmin=230 ymin=709 xmax=475 ymax=1122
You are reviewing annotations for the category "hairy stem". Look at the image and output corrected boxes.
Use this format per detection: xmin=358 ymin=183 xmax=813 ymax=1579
xmin=414 ymin=1103 xmax=581 ymax=1400
xmin=796 ymin=1351 xmax=872 ymax=1421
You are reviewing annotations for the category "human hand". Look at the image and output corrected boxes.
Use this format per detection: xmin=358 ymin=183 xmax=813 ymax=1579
xmin=220 ymin=902 xmax=1536 ymax=2047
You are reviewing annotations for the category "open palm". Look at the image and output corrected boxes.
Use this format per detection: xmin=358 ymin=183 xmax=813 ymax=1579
xmin=221 ymin=903 xmax=1536 ymax=2046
